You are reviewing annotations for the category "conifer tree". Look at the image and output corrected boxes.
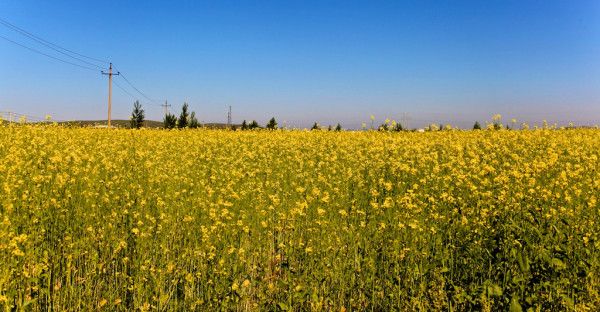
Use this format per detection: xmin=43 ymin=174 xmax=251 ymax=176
xmin=130 ymin=100 xmax=145 ymax=129
xmin=189 ymin=111 xmax=199 ymax=128
xmin=266 ymin=117 xmax=278 ymax=130
xmin=178 ymin=103 xmax=189 ymax=128
xmin=163 ymin=113 xmax=177 ymax=129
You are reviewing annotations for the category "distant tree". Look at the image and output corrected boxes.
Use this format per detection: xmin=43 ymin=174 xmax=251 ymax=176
xmin=327 ymin=125 xmax=332 ymax=131
xmin=163 ymin=113 xmax=177 ymax=129
xmin=335 ymin=123 xmax=342 ymax=131
xmin=266 ymin=117 xmax=278 ymax=130
xmin=241 ymin=120 xmax=248 ymax=130
xmin=130 ymin=100 xmax=145 ymax=129
xmin=379 ymin=123 xmax=389 ymax=131
xmin=473 ymin=121 xmax=481 ymax=130
xmin=393 ymin=122 xmax=403 ymax=132
xmin=311 ymin=122 xmax=320 ymax=131
xmin=249 ymin=120 xmax=259 ymax=129
xmin=178 ymin=102 xmax=189 ymax=128
xmin=189 ymin=111 xmax=200 ymax=128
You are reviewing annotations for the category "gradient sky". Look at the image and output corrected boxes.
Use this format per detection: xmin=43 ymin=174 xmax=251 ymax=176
xmin=1 ymin=1 xmax=599 ymax=128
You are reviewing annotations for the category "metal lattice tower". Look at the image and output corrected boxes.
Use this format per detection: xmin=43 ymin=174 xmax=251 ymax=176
xmin=227 ymin=105 xmax=232 ymax=127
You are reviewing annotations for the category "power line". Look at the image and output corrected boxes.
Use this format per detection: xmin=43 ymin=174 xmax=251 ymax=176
xmin=0 ymin=34 xmax=99 ymax=71
xmin=0 ymin=17 xmax=109 ymax=66
xmin=113 ymin=67 xmax=158 ymax=104
xmin=114 ymin=80 xmax=162 ymax=110
xmin=113 ymin=80 xmax=139 ymax=101
xmin=1 ymin=18 xmax=164 ymax=119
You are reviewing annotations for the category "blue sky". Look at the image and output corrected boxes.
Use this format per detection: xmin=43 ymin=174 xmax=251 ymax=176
xmin=1 ymin=1 xmax=599 ymax=128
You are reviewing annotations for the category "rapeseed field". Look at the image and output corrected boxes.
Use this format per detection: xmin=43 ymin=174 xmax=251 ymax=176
xmin=0 ymin=124 xmax=599 ymax=310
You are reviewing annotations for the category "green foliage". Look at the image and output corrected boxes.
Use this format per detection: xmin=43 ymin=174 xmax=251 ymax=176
xmin=249 ymin=120 xmax=259 ymax=129
xmin=310 ymin=122 xmax=320 ymax=130
xmin=241 ymin=120 xmax=248 ymax=130
xmin=266 ymin=117 xmax=278 ymax=130
xmin=393 ymin=122 xmax=403 ymax=131
xmin=473 ymin=121 xmax=482 ymax=130
xmin=378 ymin=123 xmax=389 ymax=131
xmin=130 ymin=101 xmax=145 ymax=129
xmin=163 ymin=113 xmax=177 ymax=129
xmin=335 ymin=123 xmax=342 ymax=131
xmin=189 ymin=111 xmax=200 ymax=128
xmin=178 ymin=102 xmax=189 ymax=128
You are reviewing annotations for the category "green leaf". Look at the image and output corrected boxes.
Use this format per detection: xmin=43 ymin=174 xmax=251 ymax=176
xmin=517 ymin=252 xmax=530 ymax=273
xmin=551 ymin=258 xmax=566 ymax=270
xmin=278 ymin=302 xmax=289 ymax=311
xmin=487 ymin=283 xmax=503 ymax=297
xmin=510 ymin=297 xmax=523 ymax=312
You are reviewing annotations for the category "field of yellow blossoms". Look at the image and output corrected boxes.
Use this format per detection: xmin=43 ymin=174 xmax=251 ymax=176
xmin=0 ymin=124 xmax=599 ymax=311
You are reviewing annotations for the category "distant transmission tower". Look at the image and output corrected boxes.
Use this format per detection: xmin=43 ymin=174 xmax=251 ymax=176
xmin=401 ymin=112 xmax=412 ymax=130
xmin=227 ymin=105 xmax=232 ymax=127
xmin=161 ymin=100 xmax=171 ymax=116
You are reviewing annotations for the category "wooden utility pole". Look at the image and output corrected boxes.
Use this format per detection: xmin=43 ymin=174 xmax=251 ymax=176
xmin=102 ymin=63 xmax=120 ymax=128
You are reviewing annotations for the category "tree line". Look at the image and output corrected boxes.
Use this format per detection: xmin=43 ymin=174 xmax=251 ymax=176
xmin=130 ymin=101 xmax=514 ymax=131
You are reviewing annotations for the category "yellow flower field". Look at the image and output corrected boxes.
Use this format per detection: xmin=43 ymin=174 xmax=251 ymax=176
xmin=0 ymin=124 xmax=599 ymax=310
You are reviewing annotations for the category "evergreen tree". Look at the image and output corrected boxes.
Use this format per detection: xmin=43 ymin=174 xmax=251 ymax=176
xmin=473 ymin=121 xmax=481 ymax=130
xmin=393 ymin=122 xmax=403 ymax=132
xmin=130 ymin=100 xmax=145 ymax=129
xmin=379 ymin=123 xmax=389 ymax=131
xmin=189 ymin=111 xmax=200 ymax=128
xmin=311 ymin=122 xmax=320 ymax=131
xmin=335 ymin=123 xmax=342 ymax=131
xmin=249 ymin=120 xmax=259 ymax=129
xmin=163 ymin=113 xmax=177 ymax=129
xmin=241 ymin=120 xmax=248 ymax=130
xmin=178 ymin=102 xmax=189 ymax=128
xmin=266 ymin=117 xmax=278 ymax=130
xmin=327 ymin=125 xmax=332 ymax=131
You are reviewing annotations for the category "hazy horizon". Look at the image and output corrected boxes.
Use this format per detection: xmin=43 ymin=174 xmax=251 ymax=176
xmin=1 ymin=1 xmax=599 ymax=129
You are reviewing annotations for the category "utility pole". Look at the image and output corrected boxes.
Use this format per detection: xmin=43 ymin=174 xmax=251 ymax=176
xmin=161 ymin=100 xmax=171 ymax=116
xmin=101 ymin=63 xmax=120 ymax=128
xmin=227 ymin=105 xmax=232 ymax=127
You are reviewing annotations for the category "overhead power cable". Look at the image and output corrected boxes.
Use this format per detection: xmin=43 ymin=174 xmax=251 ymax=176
xmin=113 ymin=80 xmax=162 ymax=110
xmin=0 ymin=17 xmax=109 ymax=68
xmin=0 ymin=34 xmax=99 ymax=71
xmin=113 ymin=66 xmax=159 ymax=105
xmin=113 ymin=80 xmax=139 ymax=100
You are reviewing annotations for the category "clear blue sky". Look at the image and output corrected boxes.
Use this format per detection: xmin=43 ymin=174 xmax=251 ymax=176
xmin=1 ymin=1 xmax=599 ymax=128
